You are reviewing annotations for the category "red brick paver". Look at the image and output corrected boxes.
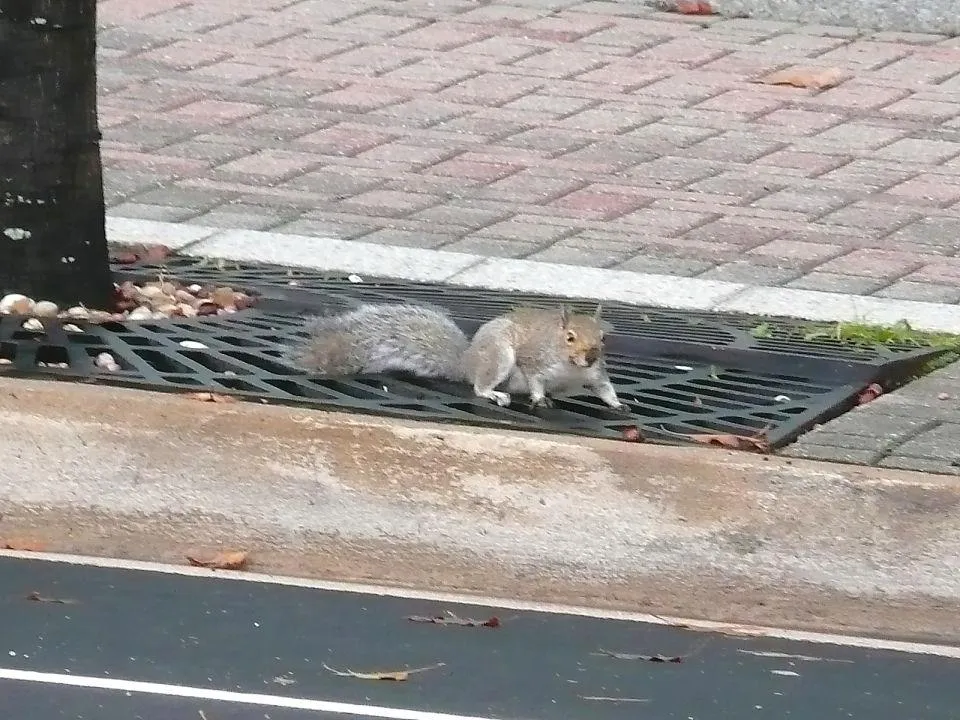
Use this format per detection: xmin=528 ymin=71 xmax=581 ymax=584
xmin=96 ymin=0 xmax=960 ymax=301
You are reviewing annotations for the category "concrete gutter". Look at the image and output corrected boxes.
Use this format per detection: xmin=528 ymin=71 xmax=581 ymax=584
xmin=2 ymin=377 xmax=959 ymax=643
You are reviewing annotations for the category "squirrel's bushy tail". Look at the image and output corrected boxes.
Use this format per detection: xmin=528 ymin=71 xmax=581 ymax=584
xmin=288 ymin=302 xmax=469 ymax=380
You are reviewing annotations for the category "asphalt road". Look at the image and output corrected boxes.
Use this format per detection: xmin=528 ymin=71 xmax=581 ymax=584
xmin=1 ymin=555 xmax=957 ymax=720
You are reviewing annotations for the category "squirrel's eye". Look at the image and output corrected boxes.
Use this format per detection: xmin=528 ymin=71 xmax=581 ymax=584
xmin=565 ymin=332 xmax=576 ymax=343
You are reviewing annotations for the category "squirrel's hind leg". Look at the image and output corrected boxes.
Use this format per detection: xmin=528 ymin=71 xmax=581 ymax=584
xmin=470 ymin=345 xmax=515 ymax=408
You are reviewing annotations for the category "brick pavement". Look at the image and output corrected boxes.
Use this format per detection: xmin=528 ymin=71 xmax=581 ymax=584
xmin=96 ymin=0 xmax=960 ymax=301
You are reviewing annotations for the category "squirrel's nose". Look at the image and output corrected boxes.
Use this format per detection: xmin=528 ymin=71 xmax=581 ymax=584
xmin=584 ymin=347 xmax=599 ymax=365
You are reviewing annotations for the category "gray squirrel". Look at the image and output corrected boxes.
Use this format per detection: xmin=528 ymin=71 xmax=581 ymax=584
xmin=289 ymin=302 xmax=626 ymax=411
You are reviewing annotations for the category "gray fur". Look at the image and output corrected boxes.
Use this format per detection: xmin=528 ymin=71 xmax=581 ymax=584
xmin=289 ymin=302 xmax=469 ymax=380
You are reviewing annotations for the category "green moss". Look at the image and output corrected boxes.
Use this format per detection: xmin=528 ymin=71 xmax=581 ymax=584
xmin=748 ymin=318 xmax=960 ymax=376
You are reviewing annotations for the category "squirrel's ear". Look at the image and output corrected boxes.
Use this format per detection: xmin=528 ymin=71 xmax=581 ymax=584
xmin=599 ymin=319 xmax=614 ymax=334
xmin=559 ymin=304 xmax=571 ymax=325
xmin=594 ymin=303 xmax=603 ymax=320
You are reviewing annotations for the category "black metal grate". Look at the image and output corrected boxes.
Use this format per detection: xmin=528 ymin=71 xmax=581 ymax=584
xmin=0 ymin=255 xmax=947 ymax=449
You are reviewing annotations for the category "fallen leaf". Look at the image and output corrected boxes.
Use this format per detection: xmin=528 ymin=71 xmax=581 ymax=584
xmin=673 ymin=0 xmax=714 ymax=13
xmin=407 ymin=611 xmax=500 ymax=628
xmin=184 ymin=392 xmax=237 ymax=403
xmin=857 ymin=382 xmax=883 ymax=405
xmin=620 ymin=426 xmax=644 ymax=442
xmin=143 ymin=244 xmax=173 ymax=263
xmin=109 ymin=243 xmax=173 ymax=265
xmin=27 ymin=591 xmax=77 ymax=604
xmin=186 ymin=550 xmax=249 ymax=570
xmin=593 ymin=648 xmax=683 ymax=663
xmin=4 ymin=539 xmax=47 ymax=552
xmin=322 ymin=662 xmax=445 ymax=681
xmin=757 ymin=67 xmax=845 ymax=90
xmin=659 ymin=427 xmax=772 ymax=453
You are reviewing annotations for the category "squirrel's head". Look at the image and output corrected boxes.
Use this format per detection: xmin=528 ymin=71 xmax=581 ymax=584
xmin=559 ymin=304 xmax=612 ymax=368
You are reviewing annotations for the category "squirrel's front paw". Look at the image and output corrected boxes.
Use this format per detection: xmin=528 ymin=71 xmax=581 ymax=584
xmin=490 ymin=391 xmax=511 ymax=407
xmin=608 ymin=400 xmax=631 ymax=414
xmin=529 ymin=395 xmax=553 ymax=409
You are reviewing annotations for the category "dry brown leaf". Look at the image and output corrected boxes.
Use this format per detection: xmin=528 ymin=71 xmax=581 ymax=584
xmin=4 ymin=538 xmax=47 ymax=552
xmin=758 ymin=67 xmax=845 ymax=90
xmin=143 ymin=244 xmax=173 ymax=263
xmin=659 ymin=426 xmax=772 ymax=453
xmin=322 ymin=662 xmax=445 ymax=681
xmin=186 ymin=550 xmax=249 ymax=570
xmin=689 ymin=433 xmax=771 ymax=453
xmin=184 ymin=392 xmax=237 ymax=403
xmin=109 ymin=243 xmax=173 ymax=265
xmin=673 ymin=0 xmax=713 ymax=13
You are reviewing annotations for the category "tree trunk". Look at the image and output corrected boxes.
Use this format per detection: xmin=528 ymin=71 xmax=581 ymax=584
xmin=0 ymin=0 xmax=114 ymax=309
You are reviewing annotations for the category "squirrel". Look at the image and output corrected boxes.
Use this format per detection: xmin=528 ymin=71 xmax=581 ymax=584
xmin=289 ymin=301 xmax=626 ymax=412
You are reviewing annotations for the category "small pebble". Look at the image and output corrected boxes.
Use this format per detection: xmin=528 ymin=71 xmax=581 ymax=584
xmin=0 ymin=293 xmax=29 ymax=314
xmin=65 ymin=306 xmax=90 ymax=320
xmin=21 ymin=318 xmax=43 ymax=332
xmin=938 ymin=392 xmax=951 ymax=400
xmin=179 ymin=340 xmax=208 ymax=350
xmin=347 ymin=274 xmax=363 ymax=283
xmin=33 ymin=301 xmax=59 ymax=317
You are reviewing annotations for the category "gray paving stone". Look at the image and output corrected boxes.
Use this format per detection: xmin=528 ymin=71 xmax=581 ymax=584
xmin=791 ymin=431 xmax=896 ymax=452
xmin=873 ymin=280 xmax=960 ymax=303
xmin=884 ymin=422 xmax=960 ymax=460
xmin=187 ymin=210 xmax=292 ymax=231
xmin=614 ymin=255 xmax=717 ymax=276
xmin=109 ymin=203 xmax=201 ymax=222
xmin=132 ymin=186 xmax=238 ymax=212
xmin=269 ymin=218 xmax=381 ymax=240
xmin=439 ymin=236 xmax=546 ymax=258
xmin=812 ymin=410 xmax=936 ymax=439
xmin=358 ymin=228 xmax=458 ymax=249
xmin=779 ymin=443 xmax=882 ymax=464
xmin=695 ymin=261 xmax=802 ymax=286
xmin=878 ymin=455 xmax=960 ymax=475
xmin=524 ymin=243 xmax=629 ymax=268
xmin=785 ymin=272 xmax=890 ymax=294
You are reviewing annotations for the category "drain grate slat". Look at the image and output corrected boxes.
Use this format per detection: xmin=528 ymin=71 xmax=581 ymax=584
xmin=0 ymin=257 xmax=947 ymax=450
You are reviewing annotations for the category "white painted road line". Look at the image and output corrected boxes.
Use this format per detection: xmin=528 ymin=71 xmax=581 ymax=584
xmin=105 ymin=217 xmax=960 ymax=333
xmin=4 ymin=549 xmax=960 ymax=660
xmin=0 ymin=668 xmax=499 ymax=720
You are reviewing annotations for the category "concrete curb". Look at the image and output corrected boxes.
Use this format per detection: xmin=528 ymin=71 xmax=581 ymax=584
xmin=2 ymin=376 xmax=959 ymax=641
xmin=106 ymin=217 xmax=960 ymax=333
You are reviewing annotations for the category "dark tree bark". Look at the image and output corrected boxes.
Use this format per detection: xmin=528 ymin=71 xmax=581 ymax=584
xmin=0 ymin=0 xmax=113 ymax=308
